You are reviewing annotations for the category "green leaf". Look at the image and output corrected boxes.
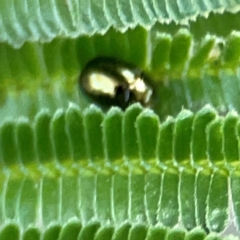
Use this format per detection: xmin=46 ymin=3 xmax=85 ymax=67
xmin=0 ymin=223 xmax=20 ymax=240
xmin=0 ymin=103 xmax=240 ymax=237
xmin=1 ymin=0 xmax=240 ymax=239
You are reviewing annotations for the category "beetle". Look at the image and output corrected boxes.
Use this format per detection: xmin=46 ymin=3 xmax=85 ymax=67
xmin=79 ymin=57 xmax=153 ymax=110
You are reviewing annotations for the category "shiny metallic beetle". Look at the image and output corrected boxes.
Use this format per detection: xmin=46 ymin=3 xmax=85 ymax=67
xmin=79 ymin=57 xmax=153 ymax=109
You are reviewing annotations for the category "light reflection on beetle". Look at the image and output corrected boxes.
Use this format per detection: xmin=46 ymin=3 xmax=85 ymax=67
xmin=79 ymin=57 xmax=154 ymax=110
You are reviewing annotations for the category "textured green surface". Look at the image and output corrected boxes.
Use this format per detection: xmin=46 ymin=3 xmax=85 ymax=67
xmin=1 ymin=0 xmax=240 ymax=239
xmin=103 ymin=107 xmax=123 ymax=163
xmin=0 ymin=222 xmax=235 ymax=240
xmin=174 ymin=110 xmax=194 ymax=165
xmin=207 ymin=171 xmax=228 ymax=232
xmin=0 ymin=104 xmax=239 ymax=236
xmin=1 ymin=0 xmax=240 ymax=47
xmin=191 ymin=106 xmax=217 ymax=166
xmin=180 ymin=168 xmax=197 ymax=230
xmin=136 ymin=109 xmax=160 ymax=162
